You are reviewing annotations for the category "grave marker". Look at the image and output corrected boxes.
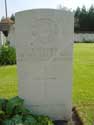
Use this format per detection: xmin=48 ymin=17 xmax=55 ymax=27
xmin=15 ymin=9 xmax=74 ymax=120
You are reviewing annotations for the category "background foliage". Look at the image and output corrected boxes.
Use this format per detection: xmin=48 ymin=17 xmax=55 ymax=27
xmin=0 ymin=45 xmax=16 ymax=65
xmin=74 ymin=5 xmax=94 ymax=32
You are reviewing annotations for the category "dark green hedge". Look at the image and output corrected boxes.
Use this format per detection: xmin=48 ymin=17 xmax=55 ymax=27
xmin=0 ymin=46 xmax=16 ymax=65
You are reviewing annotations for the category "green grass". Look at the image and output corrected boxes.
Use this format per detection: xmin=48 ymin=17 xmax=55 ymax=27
xmin=73 ymin=43 xmax=94 ymax=125
xmin=0 ymin=65 xmax=18 ymax=98
xmin=0 ymin=43 xmax=94 ymax=125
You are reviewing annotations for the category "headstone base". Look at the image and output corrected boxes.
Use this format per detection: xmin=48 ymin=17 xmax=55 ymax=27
xmin=53 ymin=120 xmax=68 ymax=125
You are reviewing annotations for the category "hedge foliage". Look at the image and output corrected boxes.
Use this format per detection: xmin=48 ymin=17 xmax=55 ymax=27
xmin=0 ymin=45 xmax=16 ymax=65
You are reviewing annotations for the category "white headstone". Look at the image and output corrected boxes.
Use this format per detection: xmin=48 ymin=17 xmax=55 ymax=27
xmin=15 ymin=9 xmax=74 ymax=120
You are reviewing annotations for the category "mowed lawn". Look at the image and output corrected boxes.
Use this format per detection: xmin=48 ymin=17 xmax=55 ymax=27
xmin=0 ymin=43 xmax=94 ymax=125
xmin=73 ymin=43 xmax=94 ymax=125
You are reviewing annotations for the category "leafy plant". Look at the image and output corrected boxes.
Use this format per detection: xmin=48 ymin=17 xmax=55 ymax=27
xmin=0 ymin=96 xmax=54 ymax=125
xmin=0 ymin=45 xmax=16 ymax=65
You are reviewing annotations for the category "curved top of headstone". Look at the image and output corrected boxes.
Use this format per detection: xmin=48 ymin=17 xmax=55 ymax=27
xmin=16 ymin=8 xmax=73 ymax=16
xmin=15 ymin=8 xmax=74 ymax=49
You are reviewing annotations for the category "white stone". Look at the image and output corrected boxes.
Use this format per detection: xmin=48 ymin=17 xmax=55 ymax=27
xmin=74 ymin=33 xmax=94 ymax=42
xmin=0 ymin=31 xmax=6 ymax=46
xmin=8 ymin=25 xmax=15 ymax=47
xmin=15 ymin=9 xmax=74 ymax=120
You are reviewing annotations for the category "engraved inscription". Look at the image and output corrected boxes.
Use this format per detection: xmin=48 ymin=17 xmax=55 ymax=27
xmin=30 ymin=18 xmax=58 ymax=45
xmin=18 ymin=48 xmax=58 ymax=62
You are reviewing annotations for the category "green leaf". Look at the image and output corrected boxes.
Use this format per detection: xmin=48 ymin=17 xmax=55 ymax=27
xmin=3 ymin=119 xmax=14 ymax=125
xmin=12 ymin=115 xmax=23 ymax=125
xmin=3 ymin=115 xmax=23 ymax=125
xmin=6 ymin=96 xmax=24 ymax=114
xmin=23 ymin=115 xmax=37 ymax=125
xmin=36 ymin=116 xmax=54 ymax=125
xmin=0 ymin=110 xmax=5 ymax=115
xmin=14 ymin=106 xmax=32 ymax=115
xmin=0 ymin=99 xmax=7 ymax=111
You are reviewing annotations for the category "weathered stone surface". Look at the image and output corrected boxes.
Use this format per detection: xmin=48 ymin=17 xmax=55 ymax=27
xmin=15 ymin=9 xmax=74 ymax=120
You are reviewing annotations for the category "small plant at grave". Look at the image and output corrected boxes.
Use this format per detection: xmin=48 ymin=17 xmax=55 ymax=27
xmin=0 ymin=96 xmax=54 ymax=125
